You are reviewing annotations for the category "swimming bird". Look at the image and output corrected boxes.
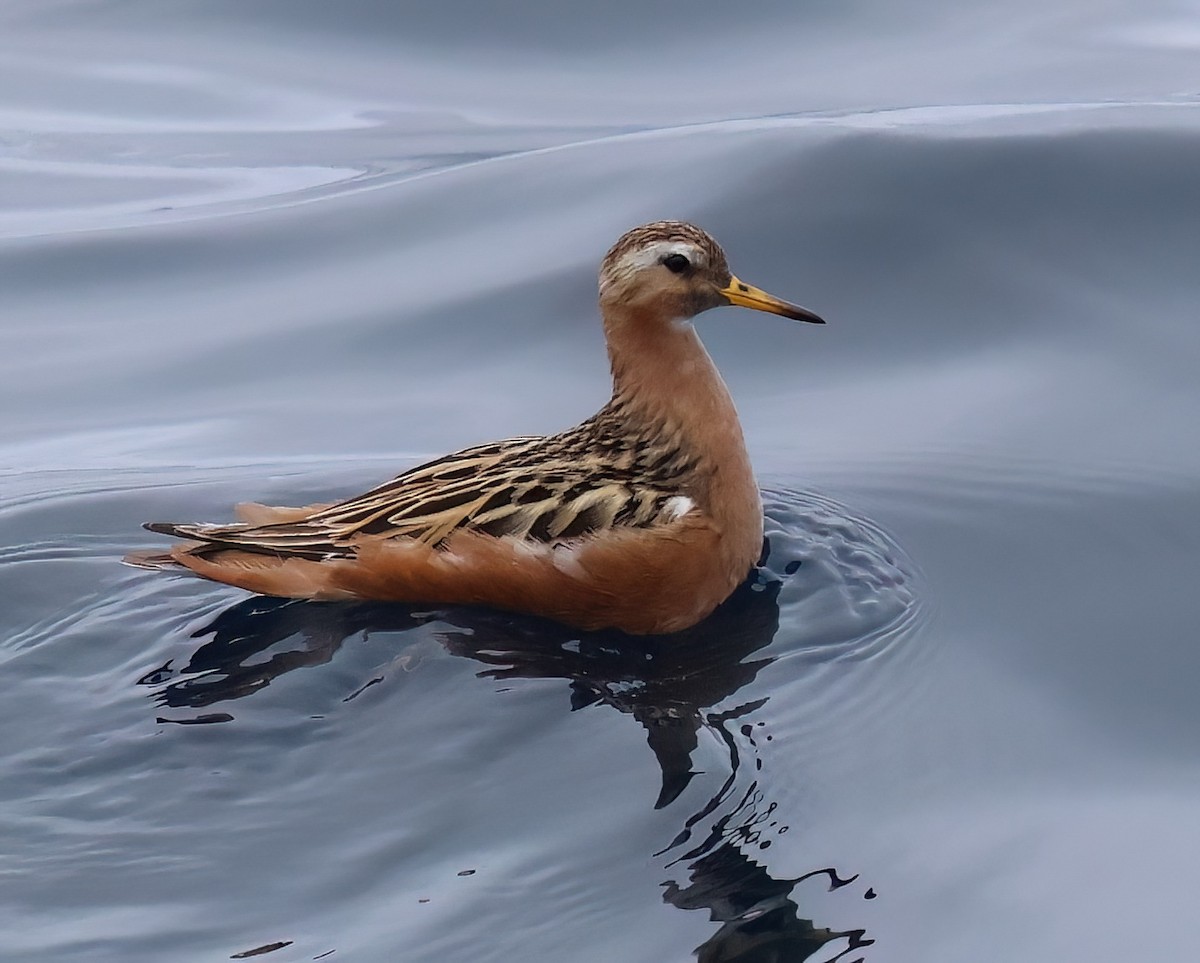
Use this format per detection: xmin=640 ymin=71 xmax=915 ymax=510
xmin=130 ymin=221 xmax=824 ymax=634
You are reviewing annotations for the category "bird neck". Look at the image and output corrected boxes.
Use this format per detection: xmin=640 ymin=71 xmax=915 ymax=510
xmin=603 ymin=306 xmax=731 ymax=432
xmin=601 ymin=304 xmax=762 ymax=532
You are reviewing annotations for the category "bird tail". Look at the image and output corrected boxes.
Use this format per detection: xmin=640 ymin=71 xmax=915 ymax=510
xmin=122 ymin=547 xmax=187 ymax=570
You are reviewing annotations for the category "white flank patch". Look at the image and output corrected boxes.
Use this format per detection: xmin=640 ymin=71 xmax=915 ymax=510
xmin=551 ymin=543 xmax=589 ymax=580
xmin=663 ymin=495 xmax=695 ymax=520
xmin=510 ymin=539 xmax=544 ymax=559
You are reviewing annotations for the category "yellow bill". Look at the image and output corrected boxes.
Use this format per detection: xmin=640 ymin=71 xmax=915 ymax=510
xmin=720 ymin=275 xmax=825 ymax=324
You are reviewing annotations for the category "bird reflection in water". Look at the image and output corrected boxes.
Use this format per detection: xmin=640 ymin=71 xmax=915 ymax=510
xmin=140 ymin=543 xmax=872 ymax=962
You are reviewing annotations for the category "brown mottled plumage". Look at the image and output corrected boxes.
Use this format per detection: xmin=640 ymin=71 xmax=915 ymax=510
xmin=129 ymin=221 xmax=825 ymax=634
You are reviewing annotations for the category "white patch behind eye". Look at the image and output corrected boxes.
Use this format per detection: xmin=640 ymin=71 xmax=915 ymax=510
xmin=621 ymin=241 xmax=704 ymax=274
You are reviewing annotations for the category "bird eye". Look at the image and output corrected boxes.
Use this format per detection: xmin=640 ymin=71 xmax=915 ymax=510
xmin=661 ymin=253 xmax=690 ymax=274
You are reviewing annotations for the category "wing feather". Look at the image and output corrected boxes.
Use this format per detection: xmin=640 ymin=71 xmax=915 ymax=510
xmin=149 ymin=417 xmax=699 ymax=558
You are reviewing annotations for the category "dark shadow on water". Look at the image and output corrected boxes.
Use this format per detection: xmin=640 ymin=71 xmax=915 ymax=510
xmin=140 ymin=540 xmax=872 ymax=961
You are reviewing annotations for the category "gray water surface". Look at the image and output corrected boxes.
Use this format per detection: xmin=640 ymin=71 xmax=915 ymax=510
xmin=2 ymin=2 xmax=1199 ymax=961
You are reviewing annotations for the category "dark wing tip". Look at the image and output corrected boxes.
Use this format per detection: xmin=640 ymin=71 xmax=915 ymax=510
xmin=145 ymin=521 xmax=185 ymax=537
